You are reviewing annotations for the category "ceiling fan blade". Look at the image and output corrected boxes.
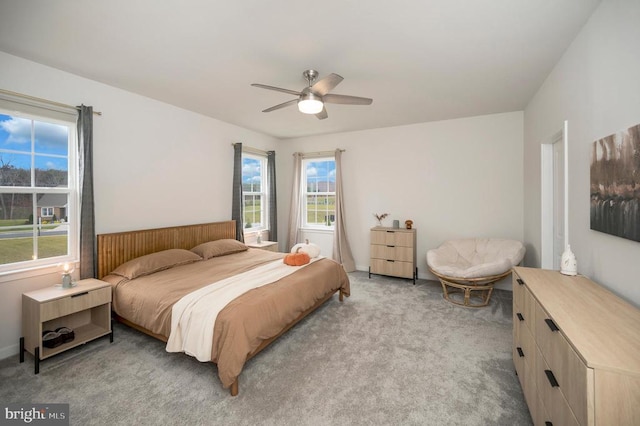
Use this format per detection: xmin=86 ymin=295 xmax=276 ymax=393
xmin=311 ymin=73 xmax=343 ymax=96
xmin=315 ymin=107 xmax=328 ymax=120
xmin=262 ymin=99 xmax=298 ymax=113
xmin=251 ymin=83 xmax=301 ymax=96
xmin=323 ymin=94 xmax=373 ymax=105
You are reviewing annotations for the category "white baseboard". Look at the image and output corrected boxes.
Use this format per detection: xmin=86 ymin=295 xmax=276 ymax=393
xmin=0 ymin=342 xmax=19 ymax=361
xmin=355 ymin=264 xmax=513 ymax=291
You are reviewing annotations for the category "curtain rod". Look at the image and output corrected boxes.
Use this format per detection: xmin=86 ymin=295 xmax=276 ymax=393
xmin=296 ymin=149 xmax=345 ymax=158
xmin=231 ymin=143 xmax=270 ymax=156
xmin=0 ymin=88 xmax=102 ymax=116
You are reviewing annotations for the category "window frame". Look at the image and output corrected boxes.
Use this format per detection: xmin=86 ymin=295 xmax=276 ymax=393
xmin=0 ymin=107 xmax=79 ymax=275
xmin=241 ymin=152 xmax=268 ymax=233
xmin=302 ymin=156 xmax=336 ymax=231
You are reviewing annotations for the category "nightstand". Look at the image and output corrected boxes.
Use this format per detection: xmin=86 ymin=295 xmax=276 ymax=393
xmin=246 ymin=240 xmax=278 ymax=252
xmin=20 ymin=278 xmax=113 ymax=374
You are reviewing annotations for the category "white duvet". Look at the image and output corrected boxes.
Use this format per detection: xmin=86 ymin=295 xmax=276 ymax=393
xmin=166 ymin=257 xmax=322 ymax=361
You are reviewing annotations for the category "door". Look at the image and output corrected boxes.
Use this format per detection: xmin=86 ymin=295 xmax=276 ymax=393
xmin=552 ymin=139 xmax=565 ymax=270
xmin=541 ymin=121 xmax=568 ymax=270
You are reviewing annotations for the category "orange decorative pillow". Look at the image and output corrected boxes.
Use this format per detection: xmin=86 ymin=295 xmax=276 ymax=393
xmin=283 ymin=250 xmax=310 ymax=266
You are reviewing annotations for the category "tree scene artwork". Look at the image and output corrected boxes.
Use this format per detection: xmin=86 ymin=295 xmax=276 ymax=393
xmin=590 ymin=122 xmax=640 ymax=242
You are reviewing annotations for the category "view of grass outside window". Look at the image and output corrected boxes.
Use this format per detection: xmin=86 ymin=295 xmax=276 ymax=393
xmin=0 ymin=112 xmax=73 ymax=269
xmin=242 ymin=153 xmax=266 ymax=229
xmin=303 ymin=158 xmax=336 ymax=228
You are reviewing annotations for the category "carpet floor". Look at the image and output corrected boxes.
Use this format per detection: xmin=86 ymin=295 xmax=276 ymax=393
xmin=0 ymin=271 xmax=532 ymax=425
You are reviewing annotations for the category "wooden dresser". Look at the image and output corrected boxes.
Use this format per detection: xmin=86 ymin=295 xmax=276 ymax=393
xmin=369 ymin=226 xmax=417 ymax=284
xmin=512 ymin=267 xmax=640 ymax=426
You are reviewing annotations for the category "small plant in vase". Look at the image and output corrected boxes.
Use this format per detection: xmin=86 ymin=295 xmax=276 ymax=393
xmin=374 ymin=213 xmax=389 ymax=227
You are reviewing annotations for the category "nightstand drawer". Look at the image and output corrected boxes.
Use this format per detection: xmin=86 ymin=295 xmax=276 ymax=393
xmin=40 ymin=286 xmax=111 ymax=322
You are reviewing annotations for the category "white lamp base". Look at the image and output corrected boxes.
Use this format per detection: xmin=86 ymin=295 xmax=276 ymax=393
xmin=560 ymin=244 xmax=577 ymax=276
xmin=62 ymin=273 xmax=75 ymax=288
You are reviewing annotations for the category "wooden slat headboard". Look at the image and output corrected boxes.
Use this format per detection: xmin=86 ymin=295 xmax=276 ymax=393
xmin=97 ymin=220 xmax=236 ymax=279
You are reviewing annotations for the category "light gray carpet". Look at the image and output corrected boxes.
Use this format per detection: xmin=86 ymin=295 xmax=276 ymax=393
xmin=0 ymin=272 xmax=532 ymax=425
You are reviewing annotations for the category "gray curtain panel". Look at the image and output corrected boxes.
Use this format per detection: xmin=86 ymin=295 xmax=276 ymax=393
xmin=333 ymin=149 xmax=356 ymax=272
xmin=232 ymin=143 xmax=245 ymax=242
xmin=77 ymin=105 xmax=96 ymax=279
xmin=287 ymin=152 xmax=303 ymax=250
xmin=267 ymin=151 xmax=277 ymax=241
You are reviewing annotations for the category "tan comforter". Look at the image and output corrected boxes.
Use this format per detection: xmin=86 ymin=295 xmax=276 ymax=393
xmin=103 ymin=248 xmax=350 ymax=388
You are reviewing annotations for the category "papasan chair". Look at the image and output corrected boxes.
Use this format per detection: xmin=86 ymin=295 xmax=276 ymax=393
xmin=427 ymin=238 xmax=525 ymax=307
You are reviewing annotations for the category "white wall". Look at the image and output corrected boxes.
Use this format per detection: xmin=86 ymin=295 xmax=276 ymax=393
xmin=277 ymin=112 xmax=524 ymax=284
xmin=523 ymin=0 xmax=640 ymax=306
xmin=0 ymin=52 xmax=278 ymax=358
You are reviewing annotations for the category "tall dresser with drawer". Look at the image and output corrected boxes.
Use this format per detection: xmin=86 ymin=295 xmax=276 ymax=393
xmin=512 ymin=267 xmax=640 ymax=426
xmin=369 ymin=226 xmax=417 ymax=284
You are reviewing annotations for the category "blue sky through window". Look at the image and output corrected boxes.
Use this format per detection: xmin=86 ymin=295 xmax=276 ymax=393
xmin=242 ymin=157 xmax=261 ymax=191
xmin=306 ymin=160 xmax=335 ymax=192
xmin=0 ymin=113 xmax=69 ymax=172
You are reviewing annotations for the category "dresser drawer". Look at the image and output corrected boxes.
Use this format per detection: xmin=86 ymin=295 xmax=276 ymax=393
xmin=370 ymin=230 xmax=414 ymax=247
xmin=514 ymin=286 xmax=535 ymax=336
xmin=370 ymin=244 xmax=413 ymax=262
xmin=513 ymin=271 xmax=526 ymax=309
xmin=534 ymin=302 xmax=588 ymax=425
xmin=40 ymin=286 xmax=111 ymax=322
xmin=515 ymin=314 xmax=536 ymax=373
xmin=514 ymin=327 xmax=538 ymax=419
xmin=535 ymin=347 xmax=580 ymax=426
xmin=370 ymin=258 xmax=414 ymax=279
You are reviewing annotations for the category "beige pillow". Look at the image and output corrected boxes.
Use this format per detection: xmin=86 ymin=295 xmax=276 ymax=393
xmin=111 ymin=249 xmax=202 ymax=279
xmin=190 ymin=239 xmax=248 ymax=259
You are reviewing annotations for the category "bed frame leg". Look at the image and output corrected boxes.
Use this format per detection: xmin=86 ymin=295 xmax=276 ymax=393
xmin=230 ymin=379 xmax=239 ymax=396
xmin=339 ymin=290 xmax=344 ymax=302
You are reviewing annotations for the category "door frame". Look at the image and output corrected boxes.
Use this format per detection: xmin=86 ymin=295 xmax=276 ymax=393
xmin=541 ymin=121 xmax=569 ymax=269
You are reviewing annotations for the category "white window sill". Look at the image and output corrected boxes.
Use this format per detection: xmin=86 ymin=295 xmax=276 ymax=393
xmin=300 ymin=227 xmax=334 ymax=234
xmin=0 ymin=261 xmax=79 ymax=284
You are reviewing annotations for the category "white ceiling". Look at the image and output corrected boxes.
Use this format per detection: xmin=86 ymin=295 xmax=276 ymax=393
xmin=0 ymin=0 xmax=601 ymax=139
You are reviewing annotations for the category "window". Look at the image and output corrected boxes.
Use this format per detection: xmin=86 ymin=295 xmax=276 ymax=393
xmin=0 ymin=110 xmax=77 ymax=272
xmin=303 ymin=157 xmax=336 ymax=228
xmin=242 ymin=153 xmax=267 ymax=230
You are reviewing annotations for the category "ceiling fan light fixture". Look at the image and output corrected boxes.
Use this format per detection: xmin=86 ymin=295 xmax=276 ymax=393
xmin=252 ymin=70 xmax=372 ymax=120
xmin=298 ymin=93 xmax=323 ymax=114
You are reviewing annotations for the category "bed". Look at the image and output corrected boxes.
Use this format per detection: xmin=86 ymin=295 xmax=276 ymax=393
xmin=97 ymin=220 xmax=350 ymax=396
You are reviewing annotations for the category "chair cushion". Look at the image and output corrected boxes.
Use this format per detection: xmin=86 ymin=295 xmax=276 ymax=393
xmin=427 ymin=238 xmax=525 ymax=279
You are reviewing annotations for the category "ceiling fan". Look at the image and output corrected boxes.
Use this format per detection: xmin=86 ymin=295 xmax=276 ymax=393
xmin=251 ymin=69 xmax=373 ymax=120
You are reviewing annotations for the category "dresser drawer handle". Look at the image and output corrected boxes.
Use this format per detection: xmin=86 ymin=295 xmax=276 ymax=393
xmin=516 ymin=347 xmax=524 ymax=358
xmin=386 ymin=245 xmax=395 ymax=248
xmin=386 ymin=260 xmax=395 ymax=263
xmin=516 ymin=313 xmax=524 ymax=321
xmin=545 ymin=318 xmax=559 ymax=332
xmin=71 ymin=292 xmax=89 ymax=298
xmin=544 ymin=370 xmax=559 ymax=387
xmin=385 ymin=231 xmax=395 ymax=233
xmin=516 ymin=278 xmax=525 ymax=285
